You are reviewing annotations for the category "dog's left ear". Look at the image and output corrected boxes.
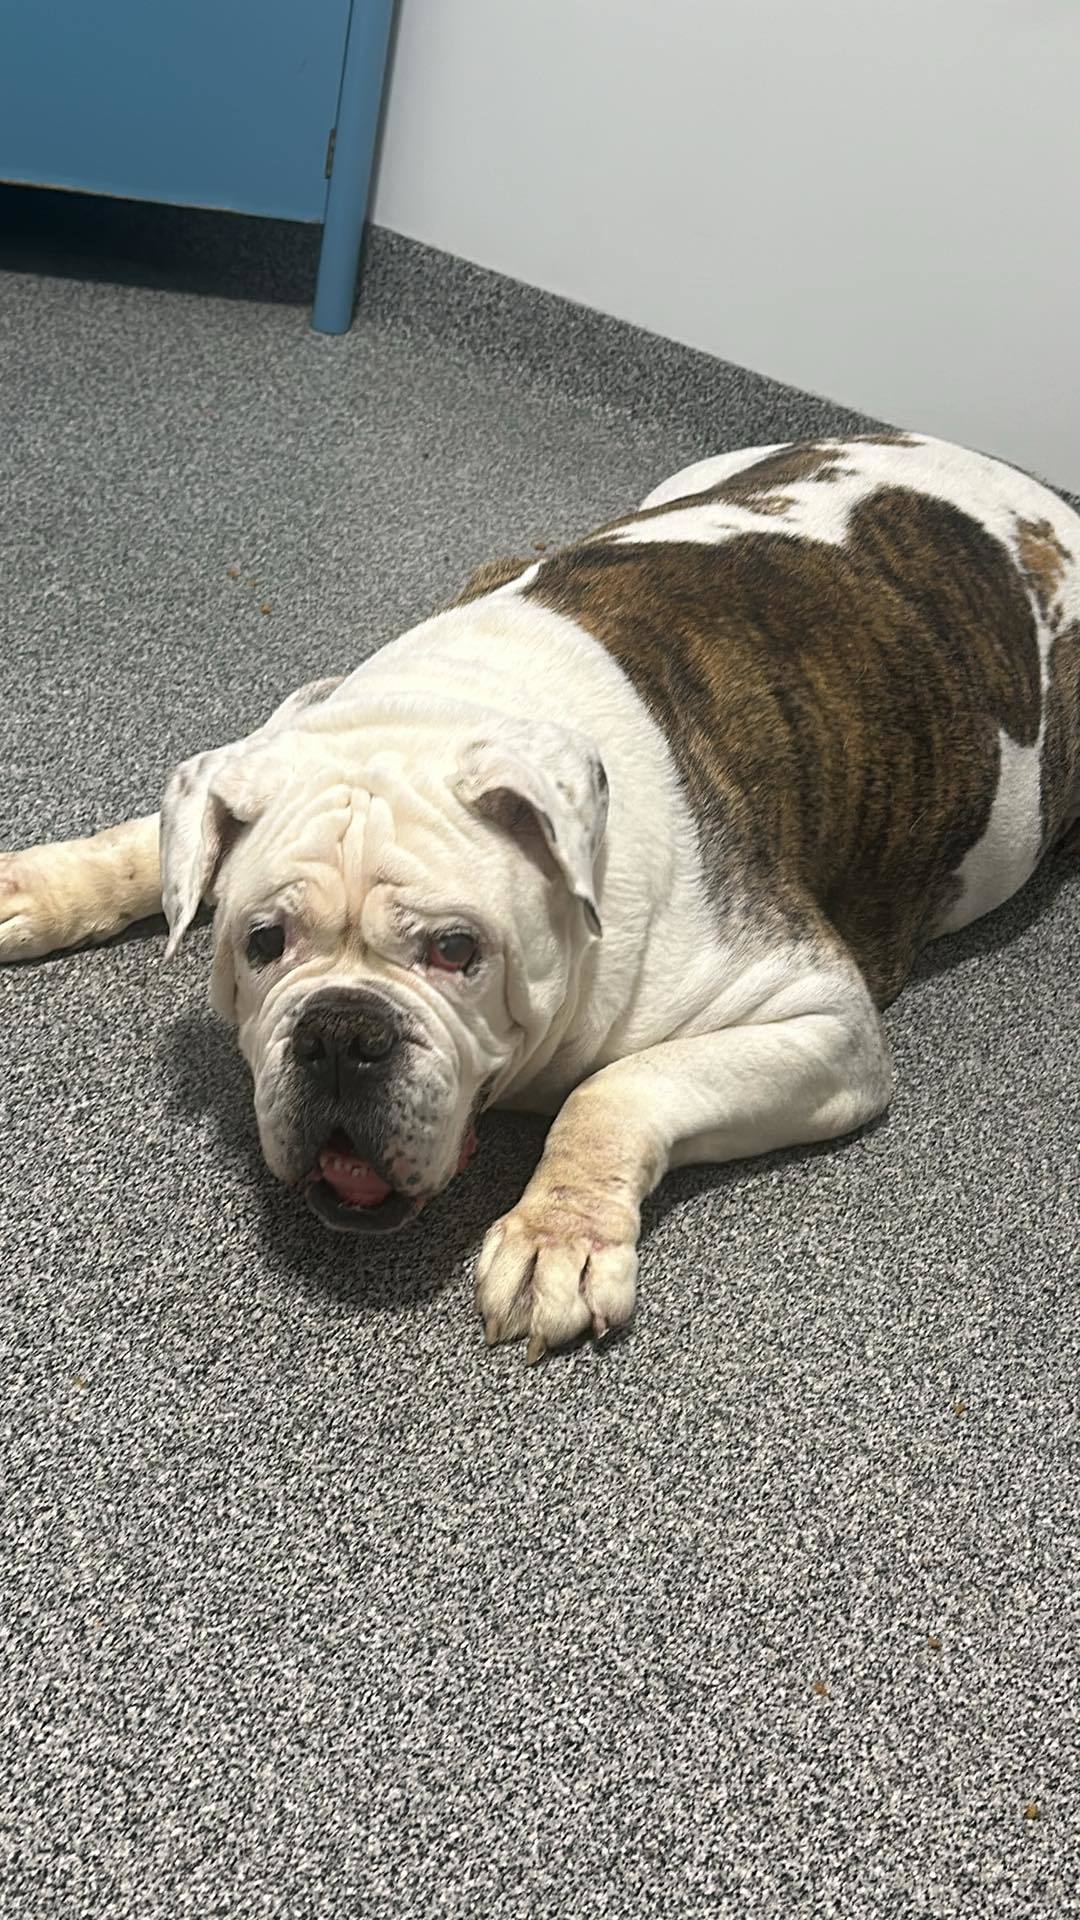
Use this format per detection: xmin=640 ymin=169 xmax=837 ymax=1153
xmin=454 ymin=721 xmax=609 ymax=936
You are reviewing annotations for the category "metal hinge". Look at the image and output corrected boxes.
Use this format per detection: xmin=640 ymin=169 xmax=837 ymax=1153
xmin=325 ymin=128 xmax=337 ymax=179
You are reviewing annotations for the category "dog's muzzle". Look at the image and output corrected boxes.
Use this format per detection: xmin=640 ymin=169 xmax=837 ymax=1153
xmin=290 ymin=986 xmax=476 ymax=1235
xmin=290 ymin=987 xmax=407 ymax=1232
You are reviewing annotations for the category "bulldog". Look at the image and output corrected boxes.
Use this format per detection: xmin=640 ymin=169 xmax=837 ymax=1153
xmin=3 ymin=433 xmax=1079 ymax=1360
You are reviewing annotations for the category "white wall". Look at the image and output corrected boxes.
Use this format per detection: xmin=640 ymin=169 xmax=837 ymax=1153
xmin=372 ymin=0 xmax=1080 ymax=491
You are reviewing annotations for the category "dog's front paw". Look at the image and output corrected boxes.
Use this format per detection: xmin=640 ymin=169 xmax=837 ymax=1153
xmin=0 ymin=852 xmax=66 ymax=962
xmin=475 ymin=1178 xmax=640 ymax=1362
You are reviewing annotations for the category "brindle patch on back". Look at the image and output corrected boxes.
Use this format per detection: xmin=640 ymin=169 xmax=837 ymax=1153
xmin=527 ymin=485 xmax=1044 ymax=1004
xmin=452 ymin=555 xmax=535 ymax=605
xmin=1041 ymin=618 xmax=1080 ymax=845
xmin=597 ymin=443 xmax=853 ymax=535
xmin=1007 ymin=514 xmax=1080 ymax=843
xmin=1014 ymin=516 xmax=1073 ymax=623
xmin=695 ymin=442 xmax=852 ymax=509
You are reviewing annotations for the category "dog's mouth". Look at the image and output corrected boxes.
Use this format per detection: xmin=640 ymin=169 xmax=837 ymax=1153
xmin=305 ymin=1131 xmax=413 ymax=1235
xmin=303 ymin=1127 xmax=478 ymax=1236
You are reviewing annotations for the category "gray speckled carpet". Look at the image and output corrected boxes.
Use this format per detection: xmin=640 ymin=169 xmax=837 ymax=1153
xmin=1 ymin=202 xmax=1077 ymax=1919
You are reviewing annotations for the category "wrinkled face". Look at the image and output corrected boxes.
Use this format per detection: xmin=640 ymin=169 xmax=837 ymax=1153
xmin=206 ymin=751 xmax=578 ymax=1234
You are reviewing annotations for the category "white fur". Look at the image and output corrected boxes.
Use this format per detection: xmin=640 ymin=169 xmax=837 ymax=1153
xmin=639 ymin=444 xmax=788 ymax=509
xmin=935 ymin=731 xmax=1045 ymax=934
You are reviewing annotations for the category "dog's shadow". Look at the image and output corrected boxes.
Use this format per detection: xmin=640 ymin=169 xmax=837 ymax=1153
xmin=157 ymin=842 xmax=1080 ymax=1314
xmin=156 ymin=1013 xmax=546 ymax=1316
xmin=907 ymin=831 xmax=1080 ymax=988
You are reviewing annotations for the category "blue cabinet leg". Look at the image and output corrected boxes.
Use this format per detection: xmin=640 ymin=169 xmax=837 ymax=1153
xmin=313 ymin=0 xmax=397 ymax=333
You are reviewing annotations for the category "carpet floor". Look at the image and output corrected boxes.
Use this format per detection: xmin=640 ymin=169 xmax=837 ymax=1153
xmin=0 ymin=204 xmax=1076 ymax=1919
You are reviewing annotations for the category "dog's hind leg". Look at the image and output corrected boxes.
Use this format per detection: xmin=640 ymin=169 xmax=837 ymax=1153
xmin=0 ymin=814 xmax=161 ymax=961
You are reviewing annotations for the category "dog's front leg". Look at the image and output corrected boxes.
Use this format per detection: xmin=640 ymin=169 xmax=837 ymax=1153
xmin=475 ymin=982 xmax=893 ymax=1361
xmin=0 ymin=814 xmax=162 ymax=961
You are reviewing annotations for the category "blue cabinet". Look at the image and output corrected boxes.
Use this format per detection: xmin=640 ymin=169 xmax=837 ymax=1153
xmin=0 ymin=0 xmax=396 ymax=331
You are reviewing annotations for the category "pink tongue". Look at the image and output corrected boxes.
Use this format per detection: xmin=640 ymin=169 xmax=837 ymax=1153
xmin=318 ymin=1144 xmax=393 ymax=1208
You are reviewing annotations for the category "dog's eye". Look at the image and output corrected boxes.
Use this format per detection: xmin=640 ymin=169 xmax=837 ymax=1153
xmin=426 ymin=931 xmax=478 ymax=973
xmin=246 ymin=923 xmax=286 ymax=967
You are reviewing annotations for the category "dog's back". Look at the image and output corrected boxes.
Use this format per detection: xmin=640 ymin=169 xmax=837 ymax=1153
xmin=518 ymin=433 xmax=1080 ymax=1003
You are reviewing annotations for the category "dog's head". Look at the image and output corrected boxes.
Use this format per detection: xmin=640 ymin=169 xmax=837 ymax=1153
xmin=160 ymin=684 xmax=607 ymax=1232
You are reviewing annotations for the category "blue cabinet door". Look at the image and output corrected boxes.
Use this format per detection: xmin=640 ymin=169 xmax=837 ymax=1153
xmin=0 ymin=0 xmax=354 ymax=221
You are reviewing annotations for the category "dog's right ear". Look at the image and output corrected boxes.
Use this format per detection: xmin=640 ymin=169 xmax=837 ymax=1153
xmin=160 ymin=745 xmax=272 ymax=957
xmin=160 ymin=676 xmax=342 ymax=957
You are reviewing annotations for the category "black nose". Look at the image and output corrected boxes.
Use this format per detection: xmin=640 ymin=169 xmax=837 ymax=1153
xmin=292 ymin=992 xmax=399 ymax=1097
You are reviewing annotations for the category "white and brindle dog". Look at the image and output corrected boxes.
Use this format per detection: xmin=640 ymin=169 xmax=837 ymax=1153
xmin=3 ymin=434 xmax=1079 ymax=1360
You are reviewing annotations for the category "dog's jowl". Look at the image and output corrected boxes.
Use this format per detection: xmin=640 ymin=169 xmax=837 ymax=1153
xmin=3 ymin=434 xmax=1078 ymax=1359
